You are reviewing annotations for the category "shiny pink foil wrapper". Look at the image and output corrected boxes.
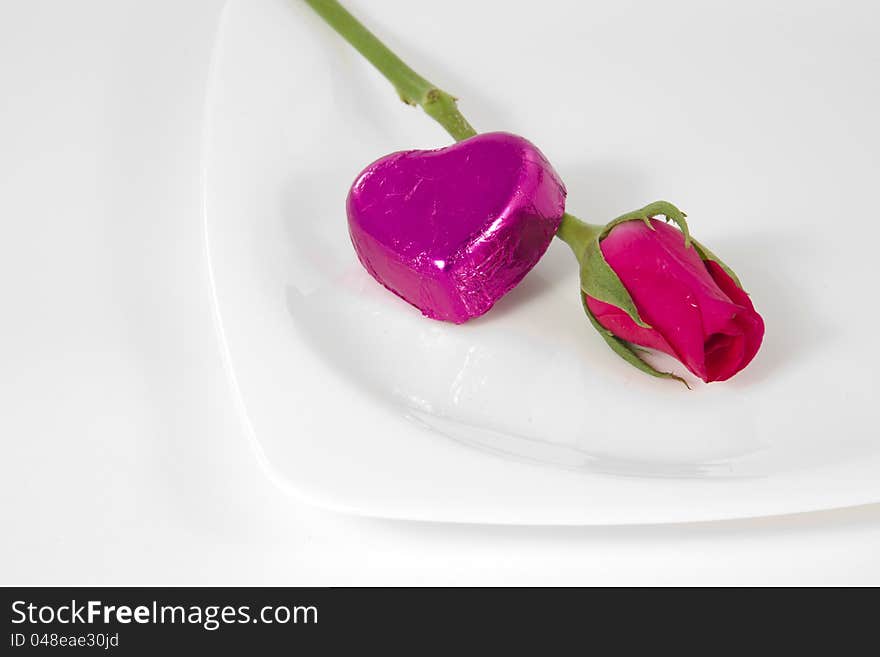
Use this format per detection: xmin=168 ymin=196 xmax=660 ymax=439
xmin=346 ymin=132 xmax=567 ymax=323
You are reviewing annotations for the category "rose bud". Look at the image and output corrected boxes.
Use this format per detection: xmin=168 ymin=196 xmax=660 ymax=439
xmin=557 ymin=201 xmax=764 ymax=384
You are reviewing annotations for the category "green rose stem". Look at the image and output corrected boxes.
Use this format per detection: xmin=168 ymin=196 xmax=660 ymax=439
xmin=303 ymin=0 xmax=476 ymax=141
xmin=555 ymin=214 xmax=602 ymax=259
xmin=304 ymin=0 xmax=596 ymax=251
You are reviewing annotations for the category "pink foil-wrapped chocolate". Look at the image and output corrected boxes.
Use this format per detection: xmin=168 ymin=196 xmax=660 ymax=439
xmin=346 ymin=132 xmax=567 ymax=323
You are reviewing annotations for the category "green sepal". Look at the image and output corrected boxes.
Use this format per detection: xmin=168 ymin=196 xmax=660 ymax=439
xmin=579 ymin=237 xmax=651 ymax=329
xmin=581 ymin=295 xmax=690 ymax=388
xmin=576 ymin=200 xmax=693 ymax=330
xmin=602 ymin=200 xmax=691 ymax=248
xmin=691 ymin=238 xmax=743 ymax=289
xmin=556 ymin=213 xmax=651 ymax=330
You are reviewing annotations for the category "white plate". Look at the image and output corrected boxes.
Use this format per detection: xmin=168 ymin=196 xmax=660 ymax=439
xmin=203 ymin=0 xmax=880 ymax=524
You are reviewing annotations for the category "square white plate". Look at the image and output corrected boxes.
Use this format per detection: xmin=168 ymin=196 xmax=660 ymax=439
xmin=203 ymin=0 xmax=880 ymax=524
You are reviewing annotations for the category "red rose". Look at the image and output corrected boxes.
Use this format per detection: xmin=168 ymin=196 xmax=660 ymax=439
xmin=557 ymin=201 xmax=765 ymax=384
xmin=585 ymin=219 xmax=764 ymax=382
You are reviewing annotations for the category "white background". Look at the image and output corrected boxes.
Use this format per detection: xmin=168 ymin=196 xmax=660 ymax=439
xmin=2 ymin=0 xmax=879 ymax=585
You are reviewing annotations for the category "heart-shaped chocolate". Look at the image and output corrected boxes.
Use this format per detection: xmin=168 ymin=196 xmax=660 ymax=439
xmin=346 ymin=132 xmax=567 ymax=323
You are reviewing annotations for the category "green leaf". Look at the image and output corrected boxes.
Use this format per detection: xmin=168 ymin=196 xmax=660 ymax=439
xmin=579 ymin=237 xmax=651 ymax=329
xmin=691 ymin=238 xmax=743 ymax=289
xmin=582 ymin=295 xmax=690 ymax=388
